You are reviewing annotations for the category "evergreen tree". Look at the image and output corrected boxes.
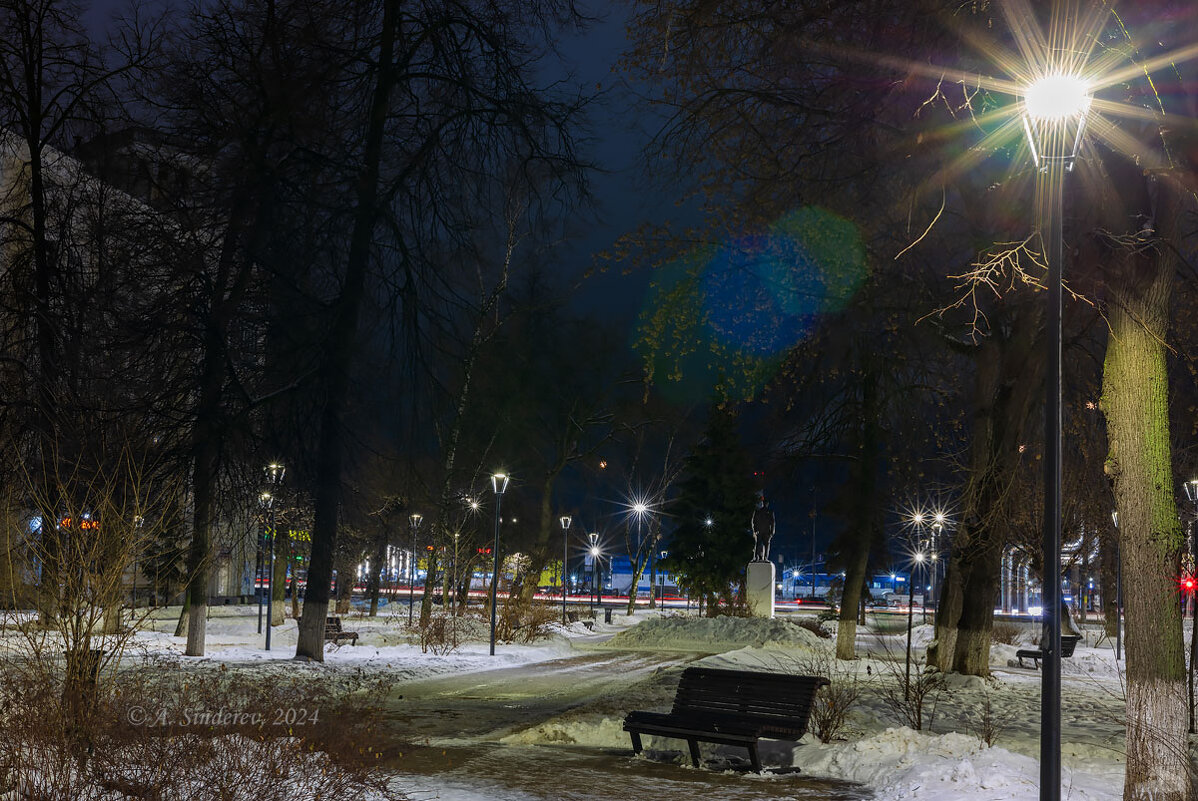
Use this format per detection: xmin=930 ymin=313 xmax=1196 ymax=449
xmin=662 ymin=408 xmax=755 ymax=613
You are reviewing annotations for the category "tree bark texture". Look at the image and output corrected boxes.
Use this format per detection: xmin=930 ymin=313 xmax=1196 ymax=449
xmin=1101 ymin=235 xmax=1188 ymax=801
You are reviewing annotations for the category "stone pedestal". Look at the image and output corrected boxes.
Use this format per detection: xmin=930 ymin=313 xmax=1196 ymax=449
xmin=745 ymin=560 xmax=776 ymax=619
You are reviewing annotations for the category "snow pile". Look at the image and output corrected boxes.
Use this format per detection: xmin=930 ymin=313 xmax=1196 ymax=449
xmin=795 ymin=727 xmax=1121 ymax=801
xmin=602 ymin=615 xmax=828 ymax=653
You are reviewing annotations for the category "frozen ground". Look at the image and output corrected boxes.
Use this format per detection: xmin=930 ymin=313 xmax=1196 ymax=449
xmin=0 ymin=603 xmax=1134 ymax=800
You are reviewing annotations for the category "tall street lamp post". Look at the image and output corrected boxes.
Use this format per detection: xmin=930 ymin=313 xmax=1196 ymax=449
xmin=1022 ymin=70 xmax=1090 ymax=801
xmin=1111 ymin=510 xmax=1122 ymax=662
xmin=255 ymin=506 xmax=265 ymax=635
xmin=263 ymin=462 xmax=285 ymax=652
xmin=258 ymin=491 xmax=272 ymax=638
xmin=560 ymin=515 xmax=572 ymax=626
xmin=408 ymin=513 xmax=422 ymax=627
xmin=489 ymin=472 xmax=509 ymax=656
xmin=906 ymin=552 xmax=923 ymax=702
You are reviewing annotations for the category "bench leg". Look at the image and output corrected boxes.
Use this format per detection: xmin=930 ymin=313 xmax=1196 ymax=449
xmin=629 ymin=732 xmax=643 ymax=755
xmin=687 ymin=739 xmax=701 ymax=768
xmin=748 ymin=742 xmax=762 ymax=773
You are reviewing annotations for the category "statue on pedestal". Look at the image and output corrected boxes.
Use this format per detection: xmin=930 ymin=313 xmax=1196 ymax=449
xmin=751 ymin=492 xmax=775 ymax=561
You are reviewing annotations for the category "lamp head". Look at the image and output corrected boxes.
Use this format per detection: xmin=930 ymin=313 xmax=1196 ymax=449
xmin=264 ymin=462 xmax=286 ymax=485
xmin=1023 ymin=73 xmax=1091 ymax=121
xmin=491 ymin=472 xmax=509 ymax=495
xmin=258 ymin=491 xmax=273 ymax=509
xmin=560 ymin=515 xmax=572 ymax=530
xmin=410 ymin=513 xmax=422 ymax=527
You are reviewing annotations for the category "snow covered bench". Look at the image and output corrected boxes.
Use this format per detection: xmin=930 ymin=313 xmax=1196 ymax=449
xmin=623 ymin=667 xmax=828 ymax=772
xmin=324 ymin=616 xmax=359 ymax=645
xmin=1016 ymin=633 xmax=1081 ymax=669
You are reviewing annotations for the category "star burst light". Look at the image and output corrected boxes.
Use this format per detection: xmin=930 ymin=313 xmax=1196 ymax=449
xmin=843 ymin=0 xmax=1198 ymax=193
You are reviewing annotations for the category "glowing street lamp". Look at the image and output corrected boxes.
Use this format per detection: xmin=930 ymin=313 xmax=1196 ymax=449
xmin=1021 ymin=69 xmax=1091 ymax=801
xmin=489 ymin=472 xmax=509 ymax=656
xmin=560 ymin=515 xmax=572 ymax=626
xmin=588 ymin=532 xmax=601 ymax=611
xmin=624 ymin=497 xmax=656 ymax=609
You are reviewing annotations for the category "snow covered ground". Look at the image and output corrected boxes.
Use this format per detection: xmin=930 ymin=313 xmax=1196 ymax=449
xmin=1 ymin=604 xmax=1134 ymax=800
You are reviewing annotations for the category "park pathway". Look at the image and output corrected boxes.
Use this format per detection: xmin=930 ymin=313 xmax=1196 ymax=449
xmin=382 ymin=648 xmax=870 ymax=801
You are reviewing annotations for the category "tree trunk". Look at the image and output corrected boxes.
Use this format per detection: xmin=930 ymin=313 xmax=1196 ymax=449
xmin=929 ymin=554 xmax=964 ymax=671
xmin=290 ymin=568 xmax=301 ymax=620
xmin=296 ymin=0 xmax=398 ymax=661
xmin=836 ymin=368 xmax=880 ymax=661
xmin=836 ymin=544 xmax=869 ymax=660
xmin=1101 ymin=236 xmax=1188 ymax=801
xmin=173 ymin=592 xmax=189 ymax=638
xmin=271 ymin=546 xmax=287 ymax=625
xmin=952 ymin=539 xmax=1003 ymax=675
xmin=419 ymin=549 xmax=440 ymax=625
xmin=931 ymin=298 xmax=1042 ymax=675
xmin=368 ymin=534 xmax=386 ymax=617
xmin=184 ymin=428 xmax=219 ymax=656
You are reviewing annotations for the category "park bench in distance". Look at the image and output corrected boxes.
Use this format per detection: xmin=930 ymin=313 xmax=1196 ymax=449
xmin=623 ymin=666 xmax=829 ymax=773
xmin=1016 ymin=633 xmax=1081 ymax=669
xmin=324 ymin=616 xmax=359 ymax=645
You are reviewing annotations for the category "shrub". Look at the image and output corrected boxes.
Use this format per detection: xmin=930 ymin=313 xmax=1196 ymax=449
xmin=989 ymin=621 xmax=1022 ymax=645
xmin=796 ymin=617 xmax=832 ymax=639
xmin=0 ymin=661 xmax=405 ymax=800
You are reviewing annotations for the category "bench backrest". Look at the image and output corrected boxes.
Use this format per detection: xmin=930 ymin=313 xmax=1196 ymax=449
xmin=326 ymin=617 xmax=342 ymax=631
xmin=670 ymin=667 xmax=828 ymax=728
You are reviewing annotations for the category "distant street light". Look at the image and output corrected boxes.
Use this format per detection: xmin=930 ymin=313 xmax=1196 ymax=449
xmin=588 ymin=532 xmax=600 ymax=611
xmin=408 ymin=513 xmax=422 ymax=627
xmin=262 ymin=462 xmax=285 ymax=652
xmin=489 ymin=472 xmax=509 ymax=656
xmin=628 ymin=500 xmax=655 ymax=609
xmin=560 ymin=515 xmax=572 ymax=626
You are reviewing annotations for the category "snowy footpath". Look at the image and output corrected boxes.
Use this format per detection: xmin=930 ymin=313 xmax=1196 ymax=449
xmin=92 ymin=606 xmax=1132 ymax=799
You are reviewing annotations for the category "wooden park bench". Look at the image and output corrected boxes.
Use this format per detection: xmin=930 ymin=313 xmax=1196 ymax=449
xmin=623 ymin=667 xmax=828 ymax=772
xmin=324 ymin=616 xmax=359 ymax=645
xmin=1016 ymin=633 xmax=1081 ymax=669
